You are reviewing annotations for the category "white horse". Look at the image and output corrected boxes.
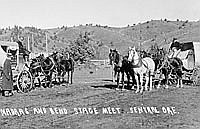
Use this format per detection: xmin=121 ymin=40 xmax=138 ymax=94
xmin=127 ymin=47 xmax=155 ymax=93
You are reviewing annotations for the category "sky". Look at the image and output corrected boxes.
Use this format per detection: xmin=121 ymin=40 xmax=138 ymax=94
xmin=0 ymin=0 xmax=199 ymax=29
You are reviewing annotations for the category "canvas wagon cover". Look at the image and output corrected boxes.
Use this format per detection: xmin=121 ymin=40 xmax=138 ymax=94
xmin=193 ymin=42 xmax=200 ymax=66
xmin=0 ymin=41 xmax=18 ymax=47
xmin=0 ymin=46 xmax=7 ymax=68
xmin=162 ymin=41 xmax=200 ymax=69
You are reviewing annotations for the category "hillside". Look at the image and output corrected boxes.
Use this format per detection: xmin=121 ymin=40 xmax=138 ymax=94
xmin=0 ymin=19 xmax=199 ymax=59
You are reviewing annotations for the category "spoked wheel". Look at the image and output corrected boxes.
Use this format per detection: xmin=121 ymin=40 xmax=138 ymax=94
xmin=17 ymin=70 xmax=33 ymax=93
xmin=192 ymin=66 xmax=200 ymax=86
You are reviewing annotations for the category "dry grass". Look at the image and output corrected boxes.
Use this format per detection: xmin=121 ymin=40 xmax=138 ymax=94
xmin=0 ymin=66 xmax=200 ymax=129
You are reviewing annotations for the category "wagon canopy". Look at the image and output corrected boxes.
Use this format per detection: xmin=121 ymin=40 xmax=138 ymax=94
xmin=161 ymin=41 xmax=200 ymax=69
xmin=0 ymin=41 xmax=19 ymax=67
xmin=169 ymin=41 xmax=194 ymax=51
xmin=0 ymin=41 xmax=18 ymax=47
xmin=193 ymin=42 xmax=200 ymax=66
xmin=0 ymin=45 xmax=7 ymax=67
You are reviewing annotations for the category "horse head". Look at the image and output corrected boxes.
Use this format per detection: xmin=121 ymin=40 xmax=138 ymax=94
xmin=127 ymin=46 xmax=139 ymax=63
xmin=109 ymin=49 xmax=119 ymax=65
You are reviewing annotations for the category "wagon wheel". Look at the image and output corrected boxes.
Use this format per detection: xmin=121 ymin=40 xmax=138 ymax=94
xmin=17 ymin=70 xmax=33 ymax=93
xmin=192 ymin=66 xmax=200 ymax=86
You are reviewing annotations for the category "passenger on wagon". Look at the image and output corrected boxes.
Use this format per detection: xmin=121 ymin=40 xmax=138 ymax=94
xmin=168 ymin=38 xmax=181 ymax=58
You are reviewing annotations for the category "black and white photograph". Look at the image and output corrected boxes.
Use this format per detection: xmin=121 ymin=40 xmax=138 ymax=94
xmin=0 ymin=0 xmax=200 ymax=128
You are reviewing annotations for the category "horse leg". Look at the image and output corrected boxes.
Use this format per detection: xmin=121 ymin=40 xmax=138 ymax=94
xmin=126 ymin=72 xmax=130 ymax=89
xmin=144 ymin=75 xmax=149 ymax=91
xmin=61 ymin=72 xmax=63 ymax=83
xmin=176 ymin=77 xmax=180 ymax=88
xmin=177 ymin=76 xmax=183 ymax=88
xmin=177 ymin=69 xmax=183 ymax=88
xmin=134 ymin=74 xmax=140 ymax=93
xmin=165 ymin=74 xmax=169 ymax=89
xmin=37 ymin=77 xmax=41 ymax=88
xmin=180 ymin=78 xmax=183 ymax=88
xmin=67 ymin=71 xmax=70 ymax=84
xmin=122 ymin=71 xmax=127 ymax=90
xmin=180 ymin=68 xmax=183 ymax=88
xmin=112 ymin=64 xmax=115 ymax=82
xmin=157 ymin=72 xmax=163 ymax=89
xmin=57 ymin=70 xmax=61 ymax=84
xmin=116 ymin=71 xmax=120 ymax=90
xmin=71 ymin=70 xmax=73 ymax=84
xmin=62 ymin=71 xmax=66 ymax=83
xmin=149 ymin=74 xmax=153 ymax=91
xmin=140 ymin=74 xmax=144 ymax=93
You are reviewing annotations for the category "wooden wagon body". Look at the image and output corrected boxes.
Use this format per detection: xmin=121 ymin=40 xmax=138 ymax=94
xmin=0 ymin=41 xmax=33 ymax=93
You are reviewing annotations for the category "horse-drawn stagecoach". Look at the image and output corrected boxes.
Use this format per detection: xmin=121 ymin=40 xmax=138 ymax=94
xmin=0 ymin=41 xmax=74 ymax=94
xmin=166 ymin=41 xmax=200 ymax=86
xmin=109 ymin=41 xmax=200 ymax=92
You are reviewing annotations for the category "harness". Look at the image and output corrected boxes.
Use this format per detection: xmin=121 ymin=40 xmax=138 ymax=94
xmin=130 ymin=57 xmax=149 ymax=69
xmin=157 ymin=57 xmax=182 ymax=76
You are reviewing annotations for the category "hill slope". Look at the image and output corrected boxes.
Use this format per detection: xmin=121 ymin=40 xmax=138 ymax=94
xmin=0 ymin=20 xmax=199 ymax=59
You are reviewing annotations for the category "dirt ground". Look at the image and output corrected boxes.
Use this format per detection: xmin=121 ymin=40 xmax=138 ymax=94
xmin=0 ymin=65 xmax=200 ymax=129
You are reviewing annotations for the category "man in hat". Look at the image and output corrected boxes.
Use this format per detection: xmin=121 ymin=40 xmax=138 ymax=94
xmin=168 ymin=38 xmax=181 ymax=58
xmin=17 ymin=37 xmax=30 ymax=62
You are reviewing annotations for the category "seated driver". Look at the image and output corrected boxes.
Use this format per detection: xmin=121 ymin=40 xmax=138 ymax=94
xmin=168 ymin=47 xmax=181 ymax=58
xmin=168 ymin=39 xmax=181 ymax=58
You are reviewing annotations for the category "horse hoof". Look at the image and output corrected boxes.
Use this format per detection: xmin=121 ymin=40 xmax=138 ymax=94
xmin=165 ymin=85 xmax=169 ymax=89
xmin=135 ymin=90 xmax=139 ymax=93
xmin=115 ymin=88 xmax=120 ymax=91
xmin=122 ymin=88 xmax=126 ymax=91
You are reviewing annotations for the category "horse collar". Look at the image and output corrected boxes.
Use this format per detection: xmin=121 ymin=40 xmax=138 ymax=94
xmin=130 ymin=58 xmax=143 ymax=68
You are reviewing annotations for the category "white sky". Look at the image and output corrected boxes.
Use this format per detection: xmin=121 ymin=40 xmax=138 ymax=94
xmin=0 ymin=0 xmax=199 ymax=29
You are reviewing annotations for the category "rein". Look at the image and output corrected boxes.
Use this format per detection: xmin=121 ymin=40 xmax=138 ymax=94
xmin=157 ymin=57 xmax=178 ymax=74
xmin=129 ymin=54 xmax=148 ymax=69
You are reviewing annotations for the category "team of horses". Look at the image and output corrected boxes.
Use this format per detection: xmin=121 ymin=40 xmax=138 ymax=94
xmin=28 ymin=45 xmax=183 ymax=93
xmin=109 ymin=46 xmax=184 ymax=93
xmin=29 ymin=52 xmax=74 ymax=88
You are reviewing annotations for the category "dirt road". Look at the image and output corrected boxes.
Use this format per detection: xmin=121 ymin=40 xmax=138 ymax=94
xmin=0 ymin=66 xmax=200 ymax=129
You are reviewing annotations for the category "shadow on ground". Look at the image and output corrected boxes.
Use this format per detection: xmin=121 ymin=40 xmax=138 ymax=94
xmin=91 ymin=79 xmax=134 ymax=91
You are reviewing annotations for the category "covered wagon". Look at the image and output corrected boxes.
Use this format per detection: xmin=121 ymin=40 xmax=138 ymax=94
xmin=168 ymin=41 xmax=200 ymax=85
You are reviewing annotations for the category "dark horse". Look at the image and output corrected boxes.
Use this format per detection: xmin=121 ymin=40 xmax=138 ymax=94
xmin=120 ymin=55 xmax=136 ymax=90
xmin=157 ymin=56 xmax=183 ymax=88
xmin=108 ymin=49 xmax=134 ymax=90
xmin=29 ymin=53 xmax=56 ymax=88
xmin=27 ymin=54 xmax=53 ymax=88
xmin=146 ymin=45 xmax=183 ymax=88
xmin=29 ymin=54 xmax=44 ymax=77
xmin=51 ymin=52 xmax=74 ymax=84
xmin=109 ymin=48 xmax=125 ymax=89
xmin=109 ymin=49 xmax=120 ymax=83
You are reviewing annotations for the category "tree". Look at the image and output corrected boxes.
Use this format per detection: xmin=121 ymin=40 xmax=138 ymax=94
xmin=68 ymin=32 xmax=97 ymax=63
